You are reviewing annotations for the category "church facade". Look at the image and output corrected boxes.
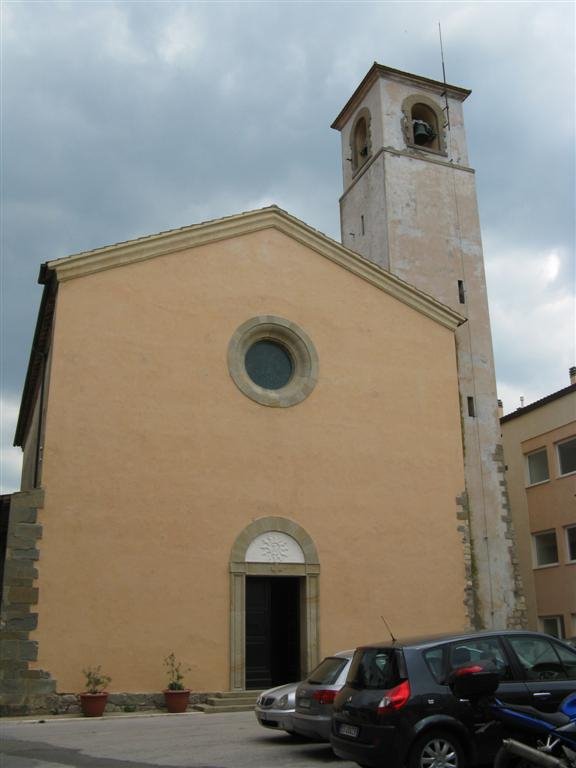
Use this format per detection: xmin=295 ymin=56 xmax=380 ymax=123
xmin=1 ymin=65 xmax=524 ymax=712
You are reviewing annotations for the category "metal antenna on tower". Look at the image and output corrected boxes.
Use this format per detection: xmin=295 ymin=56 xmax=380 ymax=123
xmin=438 ymin=22 xmax=451 ymax=132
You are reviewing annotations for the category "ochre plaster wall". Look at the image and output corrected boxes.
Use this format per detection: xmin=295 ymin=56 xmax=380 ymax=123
xmin=32 ymin=228 xmax=467 ymax=692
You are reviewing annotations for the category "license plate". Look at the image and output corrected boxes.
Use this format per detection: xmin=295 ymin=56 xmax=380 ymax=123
xmin=339 ymin=723 xmax=359 ymax=738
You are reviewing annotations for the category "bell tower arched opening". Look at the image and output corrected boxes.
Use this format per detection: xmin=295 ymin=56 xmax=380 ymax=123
xmin=401 ymin=93 xmax=446 ymax=154
xmin=350 ymin=108 xmax=372 ymax=173
xmin=411 ymin=103 xmax=440 ymax=150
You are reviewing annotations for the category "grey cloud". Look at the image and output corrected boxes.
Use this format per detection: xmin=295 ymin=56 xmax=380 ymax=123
xmin=1 ymin=0 xmax=574 ymax=491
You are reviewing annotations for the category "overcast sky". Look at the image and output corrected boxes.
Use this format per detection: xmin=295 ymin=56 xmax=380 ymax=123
xmin=1 ymin=0 xmax=574 ymax=493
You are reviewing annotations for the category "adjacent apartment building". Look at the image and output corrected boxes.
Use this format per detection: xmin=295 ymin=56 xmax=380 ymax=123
xmin=501 ymin=368 xmax=576 ymax=638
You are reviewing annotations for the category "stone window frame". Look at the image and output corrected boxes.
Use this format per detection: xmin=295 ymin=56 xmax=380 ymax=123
xmin=350 ymin=107 xmax=372 ymax=175
xmin=229 ymin=516 xmax=320 ymax=691
xmin=227 ymin=316 xmax=318 ymax=408
xmin=401 ymin=94 xmax=447 ymax=156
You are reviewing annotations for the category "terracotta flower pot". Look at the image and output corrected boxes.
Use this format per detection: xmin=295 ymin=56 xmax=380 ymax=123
xmin=79 ymin=692 xmax=109 ymax=717
xmin=164 ymin=689 xmax=190 ymax=713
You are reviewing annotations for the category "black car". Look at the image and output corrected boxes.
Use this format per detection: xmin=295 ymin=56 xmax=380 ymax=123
xmin=331 ymin=630 xmax=576 ymax=768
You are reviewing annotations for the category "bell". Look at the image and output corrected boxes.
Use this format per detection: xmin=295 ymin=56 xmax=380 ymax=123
xmin=413 ymin=120 xmax=435 ymax=145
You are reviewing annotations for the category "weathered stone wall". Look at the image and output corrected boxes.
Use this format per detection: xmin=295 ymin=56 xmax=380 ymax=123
xmin=0 ymin=489 xmax=56 ymax=715
xmin=455 ymin=490 xmax=477 ymax=630
xmin=31 ymin=691 xmax=212 ymax=716
xmin=493 ymin=444 xmax=527 ymax=629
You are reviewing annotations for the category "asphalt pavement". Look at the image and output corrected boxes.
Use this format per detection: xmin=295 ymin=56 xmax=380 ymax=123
xmin=0 ymin=710 xmax=358 ymax=768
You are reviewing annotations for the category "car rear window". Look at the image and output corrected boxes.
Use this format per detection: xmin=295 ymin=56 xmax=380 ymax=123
xmin=423 ymin=646 xmax=445 ymax=682
xmin=346 ymin=648 xmax=402 ymax=690
xmin=307 ymin=657 xmax=348 ymax=685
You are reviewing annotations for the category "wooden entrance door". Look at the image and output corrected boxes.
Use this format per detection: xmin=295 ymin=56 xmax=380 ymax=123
xmin=245 ymin=576 xmax=300 ymax=689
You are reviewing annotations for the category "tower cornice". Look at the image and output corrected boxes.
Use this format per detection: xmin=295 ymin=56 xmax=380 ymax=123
xmin=331 ymin=62 xmax=471 ymax=131
xmin=339 ymin=146 xmax=475 ymax=200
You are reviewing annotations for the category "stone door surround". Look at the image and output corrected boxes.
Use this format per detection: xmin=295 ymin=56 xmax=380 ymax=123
xmin=229 ymin=517 xmax=320 ymax=691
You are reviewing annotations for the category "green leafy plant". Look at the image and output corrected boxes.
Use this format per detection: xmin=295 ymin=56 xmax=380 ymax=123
xmin=82 ymin=665 xmax=111 ymax=694
xmin=164 ymin=652 xmax=190 ymax=691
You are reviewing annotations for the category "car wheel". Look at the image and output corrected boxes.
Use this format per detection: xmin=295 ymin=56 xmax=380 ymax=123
xmin=409 ymin=730 xmax=465 ymax=768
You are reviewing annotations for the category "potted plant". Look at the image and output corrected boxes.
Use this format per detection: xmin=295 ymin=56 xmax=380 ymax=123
xmin=163 ymin=652 xmax=191 ymax=713
xmin=79 ymin=666 xmax=112 ymax=717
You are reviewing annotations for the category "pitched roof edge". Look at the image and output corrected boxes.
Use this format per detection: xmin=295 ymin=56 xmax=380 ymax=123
xmin=46 ymin=207 xmax=284 ymax=280
xmin=500 ymin=383 xmax=576 ymax=424
xmin=46 ymin=205 xmax=464 ymax=332
xmin=273 ymin=212 xmax=465 ymax=331
xmin=14 ymin=274 xmax=58 ymax=448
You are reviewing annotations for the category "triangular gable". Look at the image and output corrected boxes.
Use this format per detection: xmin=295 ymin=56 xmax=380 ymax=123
xmin=46 ymin=205 xmax=464 ymax=332
xmin=16 ymin=205 xmax=464 ymax=447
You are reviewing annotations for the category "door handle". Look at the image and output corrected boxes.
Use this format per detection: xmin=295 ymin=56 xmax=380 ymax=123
xmin=532 ymin=692 xmax=551 ymax=698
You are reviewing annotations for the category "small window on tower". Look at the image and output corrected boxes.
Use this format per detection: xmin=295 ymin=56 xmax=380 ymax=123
xmin=458 ymin=280 xmax=465 ymax=304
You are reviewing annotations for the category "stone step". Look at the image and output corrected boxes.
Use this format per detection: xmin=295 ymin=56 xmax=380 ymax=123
xmin=195 ymin=690 xmax=262 ymax=713
xmin=205 ymin=696 xmax=257 ymax=708
xmin=212 ymin=690 xmax=262 ymax=700
xmin=194 ymin=702 xmax=256 ymax=714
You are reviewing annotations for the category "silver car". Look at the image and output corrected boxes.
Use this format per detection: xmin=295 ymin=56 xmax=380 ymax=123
xmin=254 ymin=681 xmax=298 ymax=734
xmin=292 ymin=650 xmax=353 ymax=741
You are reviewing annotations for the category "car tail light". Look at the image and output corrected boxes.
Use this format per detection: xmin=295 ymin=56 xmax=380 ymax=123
xmin=377 ymin=680 xmax=411 ymax=714
xmin=312 ymin=689 xmax=338 ymax=705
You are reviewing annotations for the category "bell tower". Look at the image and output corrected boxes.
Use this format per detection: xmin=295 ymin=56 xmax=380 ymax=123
xmin=332 ymin=64 xmax=526 ymax=630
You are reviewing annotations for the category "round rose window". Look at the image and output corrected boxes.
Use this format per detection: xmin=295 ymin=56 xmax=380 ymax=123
xmin=228 ymin=316 xmax=318 ymax=408
xmin=244 ymin=340 xmax=294 ymax=390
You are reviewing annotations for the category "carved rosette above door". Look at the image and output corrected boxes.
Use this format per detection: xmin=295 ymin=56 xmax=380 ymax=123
xmin=245 ymin=532 xmax=305 ymax=564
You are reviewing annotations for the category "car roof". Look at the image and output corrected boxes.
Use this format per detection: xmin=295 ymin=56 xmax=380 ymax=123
xmin=356 ymin=629 xmax=556 ymax=652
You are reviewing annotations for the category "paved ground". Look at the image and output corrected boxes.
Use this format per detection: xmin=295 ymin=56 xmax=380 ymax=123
xmin=0 ymin=710 xmax=358 ymax=768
